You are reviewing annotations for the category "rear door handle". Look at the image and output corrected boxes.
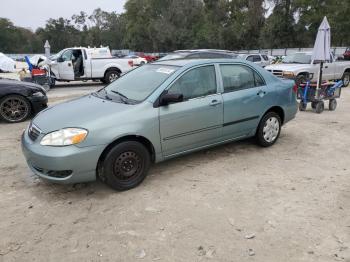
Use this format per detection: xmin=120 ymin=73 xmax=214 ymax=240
xmin=325 ymin=66 xmax=329 ymax=68
xmin=209 ymin=99 xmax=222 ymax=106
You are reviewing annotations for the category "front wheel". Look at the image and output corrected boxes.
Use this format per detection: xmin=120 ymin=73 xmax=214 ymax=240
xmin=256 ymin=112 xmax=281 ymax=147
xmin=99 ymin=141 xmax=151 ymax=191
xmin=0 ymin=95 xmax=31 ymax=123
xmin=329 ymin=99 xmax=337 ymax=111
xmin=315 ymin=101 xmax=324 ymax=114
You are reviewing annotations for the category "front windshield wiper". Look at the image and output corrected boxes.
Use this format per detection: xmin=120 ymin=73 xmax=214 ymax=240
xmin=110 ymin=90 xmax=129 ymax=104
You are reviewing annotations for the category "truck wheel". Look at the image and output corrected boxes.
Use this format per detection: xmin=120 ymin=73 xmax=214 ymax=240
xmin=99 ymin=141 xmax=151 ymax=191
xmin=329 ymin=99 xmax=337 ymax=111
xmin=342 ymin=72 xmax=350 ymax=87
xmin=104 ymin=70 xmax=120 ymax=84
xmin=296 ymin=75 xmax=307 ymax=86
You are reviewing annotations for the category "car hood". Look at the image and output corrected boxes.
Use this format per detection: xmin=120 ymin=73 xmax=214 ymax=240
xmin=265 ymin=63 xmax=310 ymax=71
xmin=0 ymin=78 xmax=46 ymax=93
xmin=33 ymin=95 xmax=132 ymax=133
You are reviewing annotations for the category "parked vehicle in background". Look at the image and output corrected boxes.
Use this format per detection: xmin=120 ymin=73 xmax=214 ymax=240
xmin=343 ymin=48 xmax=350 ymax=60
xmin=139 ymin=54 xmax=159 ymax=63
xmin=158 ymin=49 xmax=238 ymax=61
xmin=265 ymin=52 xmax=350 ymax=87
xmin=0 ymin=78 xmax=47 ymax=123
xmin=238 ymin=53 xmax=270 ymax=67
xmin=22 ymin=59 xmax=297 ymax=191
xmin=49 ymin=47 xmax=134 ymax=85
xmin=126 ymin=55 xmax=148 ymax=66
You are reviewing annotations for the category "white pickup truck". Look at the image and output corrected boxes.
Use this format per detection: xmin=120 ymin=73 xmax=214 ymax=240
xmin=49 ymin=47 xmax=134 ymax=86
xmin=265 ymin=52 xmax=350 ymax=87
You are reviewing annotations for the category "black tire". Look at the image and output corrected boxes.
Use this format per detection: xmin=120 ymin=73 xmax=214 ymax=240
xmin=104 ymin=70 xmax=120 ymax=84
xmin=0 ymin=95 xmax=31 ymax=123
xmin=311 ymin=102 xmax=317 ymax=109
xmin=315 ymin=101 xmax=324 ymax=114
xmin=342 ymin=72 xmax=350 ymax=87
xmin=299 ymin=102 xmax=307 ymax=111
xmin=329 ymin=99 xmax=337 ymax=111
xmin=296 ymin=74 xmax=308 ymax=87
xmin=99 ymin=141 xmax=151 ymax=191
xmin=100 ymin=78 xmax=107 ymax=84
xmin=256 ymin=112 xmax=282 ymax=147
xmin=49 ymin=77 xmax=56 ymax=88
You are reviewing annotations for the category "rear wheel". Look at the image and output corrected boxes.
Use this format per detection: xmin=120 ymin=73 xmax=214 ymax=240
xmin=256 ymin=112 xmax=281 ymax=147
xmin=104 ymin=70 xmax=120 ymax=84
xmin=0 ymin=95 xmax=31 ymax=123
xmin=329 ymin=99 xmax=337 ymax=111
xmin=342 ymin=72 xmax=350 ymax=87
xmin=296 ymin=74 xmax=308 ymax=87
xmin=99 ymin=141 xmax=151 ymax=191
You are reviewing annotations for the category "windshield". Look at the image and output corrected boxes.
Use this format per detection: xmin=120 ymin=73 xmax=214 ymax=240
xmin=158 ymin=53 xmax=189 ymax=61
xmin=283 ymin=53 xmax=311 ymax=64
xmin=102 ymin=64 xmax=179 ymax=103
xmin=50 ymin=50 xmax=64 ymax=61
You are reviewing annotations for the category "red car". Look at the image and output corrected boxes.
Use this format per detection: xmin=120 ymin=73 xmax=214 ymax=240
xmin=344 ymin=48 xmax=350 ymax=60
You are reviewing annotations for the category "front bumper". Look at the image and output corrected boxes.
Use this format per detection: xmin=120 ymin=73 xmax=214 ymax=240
xmin=28 ymin=95 xmax=48 ymax=114
xmin=21 ymin=128 xmax=105 ymax=184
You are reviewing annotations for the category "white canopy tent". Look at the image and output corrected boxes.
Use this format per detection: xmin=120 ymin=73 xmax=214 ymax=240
xmin=311 ymin=16 xmax=331 ymax=89
xmin=0 ymin=53 xmax=16 ymax=73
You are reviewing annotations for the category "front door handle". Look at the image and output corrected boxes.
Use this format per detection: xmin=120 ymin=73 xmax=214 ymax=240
xmin=257 ymin=90 xmax=266 ymax=97
xmin=325 ymin=66 xmax=328 ymax=69
xmin=209 ymin=100 xmax=222 ymax=106
xmin=68 ymin=63 xmax=72 ymax=67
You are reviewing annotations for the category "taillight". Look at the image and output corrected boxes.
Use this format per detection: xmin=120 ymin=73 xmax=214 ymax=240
xmin=128 ymin=60 xmax=133 ymax=67
xmin=292 ymin=84 xmax=298 ymax=94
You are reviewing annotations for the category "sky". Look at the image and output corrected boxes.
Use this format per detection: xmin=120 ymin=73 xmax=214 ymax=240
xmin=0 ymin=0 xmax=127 ymax=31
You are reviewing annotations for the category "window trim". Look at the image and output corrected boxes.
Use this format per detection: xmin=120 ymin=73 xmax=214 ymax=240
xmin=164 ymin=64 xmax=220 ymax=102
xmin=218 ymin=63 xmax=266 ymax=94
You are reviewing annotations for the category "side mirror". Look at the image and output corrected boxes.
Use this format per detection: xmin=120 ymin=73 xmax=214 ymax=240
xmin=160 ymin=93 xmax=183 ymax=106
xmin=57 ymin=57 xmax=64 ymax=63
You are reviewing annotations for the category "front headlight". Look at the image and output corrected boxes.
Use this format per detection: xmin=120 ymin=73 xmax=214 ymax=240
xmin=40 ymin=128 xmax=88 ymax=146
xmin=32 ymin=92 xmax=44 ymax=97
xmin=282 ymin=71 xmax=295 ymax=77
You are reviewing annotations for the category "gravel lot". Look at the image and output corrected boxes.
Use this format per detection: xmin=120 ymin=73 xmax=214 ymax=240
xmin=0 ymin=82 xmax=349 ymax=262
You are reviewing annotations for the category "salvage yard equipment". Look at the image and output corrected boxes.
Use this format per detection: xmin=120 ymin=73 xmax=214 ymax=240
xmin=298 ymin=80 xmax=343 ymax=113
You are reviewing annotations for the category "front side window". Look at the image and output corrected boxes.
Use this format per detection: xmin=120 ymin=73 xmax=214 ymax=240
xmin=61 ymin=50 xmax=73 ymax=62
xmin=220 ymin=64 xmax=264 ymax=92
xmin=252 ymin=55 xmax=261 ymax=62
xmin=168 ymin=65 xmax=217 ymax=100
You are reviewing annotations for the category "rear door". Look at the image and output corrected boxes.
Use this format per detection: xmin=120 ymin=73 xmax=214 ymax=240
xmin=219 ymin=64 xmax=271 ymax=140
xmin=57 ymin=49 xmax=75 ymax=80
xmin=159 ymin=65 xmax=223 ymax=157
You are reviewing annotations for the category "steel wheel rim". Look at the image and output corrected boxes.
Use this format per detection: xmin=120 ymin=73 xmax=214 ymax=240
xmin=0 ymin=97 xmax=29 ymax=122
xmin=113 ymin=151 xmax=143 ymax=180
xmin=109 ymin=73 xmax=118 ymax=82
xmin=263 ymin=117 xmax=280 ymax=143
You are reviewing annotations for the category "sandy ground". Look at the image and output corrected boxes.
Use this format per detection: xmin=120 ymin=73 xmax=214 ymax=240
xmin=0 ymin=84 xmax=350 ymax=262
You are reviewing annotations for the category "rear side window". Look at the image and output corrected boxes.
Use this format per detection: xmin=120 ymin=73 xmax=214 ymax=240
xmin=262 ymin=55 xmax=269 ymax=61
xmin=220 ymin=64 xmax=265 ymax=92
xmin=168 ymin=65 xmax=217 ymax=100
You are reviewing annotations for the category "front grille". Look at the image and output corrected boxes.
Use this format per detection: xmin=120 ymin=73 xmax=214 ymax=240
xmin=268 ymin=70 xmax=283 ymax=77
xmin=28 ymin=123 xmax=41 ymax=141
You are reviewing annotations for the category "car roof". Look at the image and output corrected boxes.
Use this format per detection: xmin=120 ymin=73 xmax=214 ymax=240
xmin=152 ymin=58 xmax=244 ymax=67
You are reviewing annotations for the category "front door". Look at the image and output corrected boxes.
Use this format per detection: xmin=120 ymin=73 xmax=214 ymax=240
xmin=219 ymin=64 xmax=271 ymax=140
xmin=58 ymin=49 xmax=75 ymax=80
xmin=159 ymin=65 xmax=223 ymax=157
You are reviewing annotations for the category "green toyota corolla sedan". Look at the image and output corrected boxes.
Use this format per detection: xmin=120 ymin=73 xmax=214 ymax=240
xmin=22 ymin=59 xmax=297 ymax=191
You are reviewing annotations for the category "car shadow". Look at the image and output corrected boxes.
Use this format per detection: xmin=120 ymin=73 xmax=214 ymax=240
xmin=28 ymin=137 xmax=265 ymax=201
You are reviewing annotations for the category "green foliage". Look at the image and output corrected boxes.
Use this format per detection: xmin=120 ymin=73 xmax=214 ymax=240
xmin=0 ymin=0 xmax=349 ymax=53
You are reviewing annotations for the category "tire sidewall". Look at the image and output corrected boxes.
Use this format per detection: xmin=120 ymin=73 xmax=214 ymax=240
xmin=257 ymin=112 xmax=281 ymax=147
xmin=102 ymin=141 xmax=151 ymax=191
xmin=342 ymin=72 xmax=350 ymax=87
xmin=0 ymin=95 xmax=31 ymax=123
xmin=105 ymin=70 xmax=120 ymax=84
